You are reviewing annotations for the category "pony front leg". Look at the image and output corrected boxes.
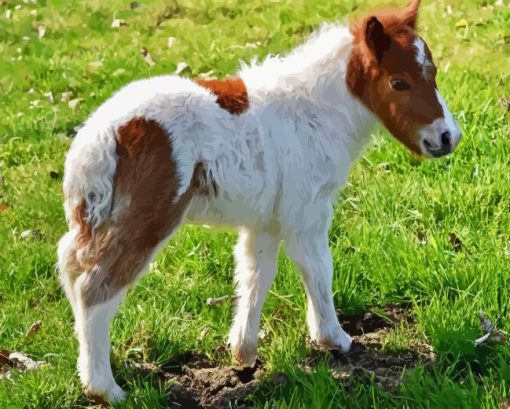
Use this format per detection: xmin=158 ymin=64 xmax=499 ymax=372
xmin=228 ymin=227 xmax=280 ymax=366
xmin=285 ymin=229 xmax=352 ymax=352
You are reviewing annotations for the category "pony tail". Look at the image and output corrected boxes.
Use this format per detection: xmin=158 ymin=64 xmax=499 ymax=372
xmin=63 ymin=124 xmax=118 ymax=242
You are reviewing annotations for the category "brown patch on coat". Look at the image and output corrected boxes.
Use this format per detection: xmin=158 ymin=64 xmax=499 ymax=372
xmin=346 ymin=0 xmax=443 ymax=154
xmin=70 ymin=118 xmax=197 ymax=306
xmin=196 ymin=78 xmax=249 ymax=115
xmin=74 ymin=199 xmax=93 ymax=247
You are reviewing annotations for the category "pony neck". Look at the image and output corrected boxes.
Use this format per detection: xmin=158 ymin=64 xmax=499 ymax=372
xmin=241 ymin=23 xmax=377 ymax=156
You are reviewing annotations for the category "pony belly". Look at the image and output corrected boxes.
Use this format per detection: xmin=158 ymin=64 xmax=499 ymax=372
xmin=186 ymin=190 xmax=275 ymax=228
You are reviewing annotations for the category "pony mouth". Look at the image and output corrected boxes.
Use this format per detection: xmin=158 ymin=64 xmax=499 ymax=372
xmin=422 ymin=139 xmax=451 ymax=158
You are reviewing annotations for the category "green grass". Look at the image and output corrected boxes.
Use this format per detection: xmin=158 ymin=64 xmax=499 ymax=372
xmin=0 ymin=0 xmax=509 ymax=407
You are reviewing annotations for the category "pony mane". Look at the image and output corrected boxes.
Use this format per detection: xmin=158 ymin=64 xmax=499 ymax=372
xmin=239 ymin=22 xmax=353 ymax=92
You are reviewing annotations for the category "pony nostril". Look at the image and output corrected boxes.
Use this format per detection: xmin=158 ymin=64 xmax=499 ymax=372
xmin=440 ymin=131 xmax=451 ymax=147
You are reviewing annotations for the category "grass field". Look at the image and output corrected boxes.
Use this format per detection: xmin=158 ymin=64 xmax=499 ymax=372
xmin=0 ymin=0 xmax=509 ymax=407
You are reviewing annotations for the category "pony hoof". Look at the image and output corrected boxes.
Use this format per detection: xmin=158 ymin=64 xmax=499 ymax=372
xmin=85 ymin=383 xmax=127 ymax=405
xmin=312 ymin=327 xmax=353 ymax=353
xmin=230 ymin=343 xmax=257 ymax=367
xmin=107 ymin=384 xmax=127 ymax=403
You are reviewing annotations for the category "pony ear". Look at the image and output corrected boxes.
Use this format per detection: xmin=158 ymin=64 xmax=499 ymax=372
xmin=402 ymin=0 xmax=420 ymax=29
xmin=364 ymin=16 xmax=391 ymax=63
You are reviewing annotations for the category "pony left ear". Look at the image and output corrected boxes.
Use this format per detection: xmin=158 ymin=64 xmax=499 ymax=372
xmin=402 ymin=0 xmax=420 ymax=29
xmin=364 ymin=16 xmax=391 ymax=63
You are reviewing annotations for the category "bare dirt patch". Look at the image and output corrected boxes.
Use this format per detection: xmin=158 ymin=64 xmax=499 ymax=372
xmin=338 ymin=305 xmax=409 ymax=336
xmin=163 ymin=353 xmax=262 ymax=409
xmin=131 ymin=306 xmax=432 ymax=408
xmin=306 ymin=305 xmax=435 ymax=390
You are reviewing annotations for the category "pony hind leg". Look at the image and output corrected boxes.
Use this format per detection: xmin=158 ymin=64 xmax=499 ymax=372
xmin=61 ymin=117 xmax=196 ymax=402
xmin=75 ymin=279 xmax=127 ymax=403
xmin=57 ymin=226 xmax=134 ymax=401
xmin=73 ymin=214 xmax=191 ymax=402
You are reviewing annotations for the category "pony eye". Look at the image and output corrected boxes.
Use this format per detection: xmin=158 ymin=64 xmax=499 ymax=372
xmin=390 ymin=79 xmax=411 ymax=91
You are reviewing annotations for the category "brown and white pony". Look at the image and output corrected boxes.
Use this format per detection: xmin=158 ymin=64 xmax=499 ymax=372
xmin=57 ymin=0 xmax=461 ymax=401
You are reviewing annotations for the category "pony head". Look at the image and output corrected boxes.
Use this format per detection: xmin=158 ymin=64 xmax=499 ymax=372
xmin=347 ymin=0 xmax=461 ymax=157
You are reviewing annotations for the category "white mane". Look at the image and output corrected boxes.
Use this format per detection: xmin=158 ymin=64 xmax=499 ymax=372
xmin=240 ymin=23 xmax=353 ymax=93
xmin=239 ymin=22 xmax=374 ymax=150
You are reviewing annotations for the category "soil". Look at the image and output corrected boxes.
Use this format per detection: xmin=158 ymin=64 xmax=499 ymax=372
xmin=307 ymin=306 xmax=434 ymax=391
xmin=129 ymin=306 xmax=433 ymax=409
xmin=165 ymin=354 xmax=262 ymax=409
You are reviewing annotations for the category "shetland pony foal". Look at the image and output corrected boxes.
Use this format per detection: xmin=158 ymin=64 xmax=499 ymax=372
xmin=58 ymin=0 xmax=461 ymax=401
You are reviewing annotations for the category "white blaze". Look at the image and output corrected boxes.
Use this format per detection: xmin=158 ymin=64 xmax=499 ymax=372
xmin=435 ymin=89 xmax=462 ymax=148
xmin=414 ymin=38 xmax=432 ymax=79
xmin=417 ymin=89 xmax=462 ymax=156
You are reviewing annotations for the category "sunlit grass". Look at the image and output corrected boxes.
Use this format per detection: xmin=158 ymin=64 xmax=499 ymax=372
xmin=0 ymin=0 xmax=509 ymax=407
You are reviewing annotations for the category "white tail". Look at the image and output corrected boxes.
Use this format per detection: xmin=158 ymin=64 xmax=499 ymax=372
xmin=63 ymin=123 xmax=118 ymax=231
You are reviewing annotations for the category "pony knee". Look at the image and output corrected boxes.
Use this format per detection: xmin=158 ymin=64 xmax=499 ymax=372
xmin=57 ymin=230 xmax=84 ymax=314
xmin=57 ymin=230 xmax=82 ymax=278
xmin=74 ymin=266 xmax=115 ymax=308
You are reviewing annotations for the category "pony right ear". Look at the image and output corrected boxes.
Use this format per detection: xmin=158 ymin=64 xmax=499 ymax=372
xmin=364 ymin=16 xmax=391 ymax=63
xmin=402 ymin=0 xmax=420 ymax=29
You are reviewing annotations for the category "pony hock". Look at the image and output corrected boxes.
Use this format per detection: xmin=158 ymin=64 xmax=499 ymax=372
xmin=58 ymin=0 xmax=461 ymax=402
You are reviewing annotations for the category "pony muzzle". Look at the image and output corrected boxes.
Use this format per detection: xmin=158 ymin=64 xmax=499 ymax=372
xmin=419 ymin=117 xmax=462 ymax=158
